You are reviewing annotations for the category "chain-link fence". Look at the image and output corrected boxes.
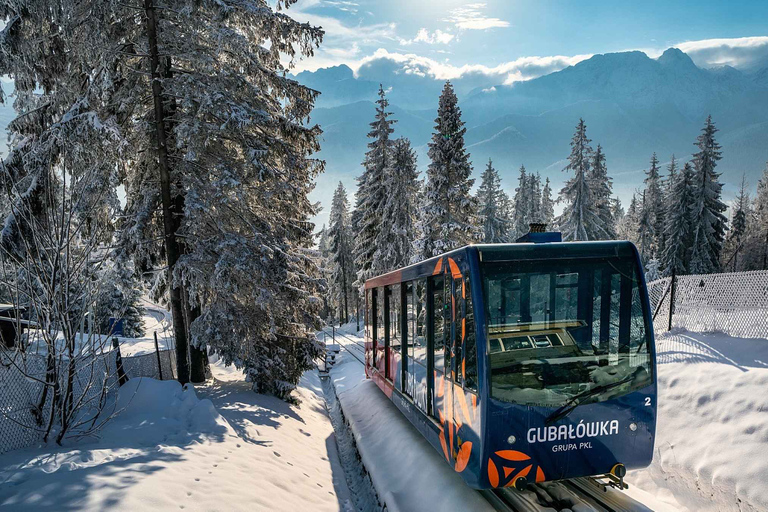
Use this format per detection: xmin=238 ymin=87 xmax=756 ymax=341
xmin=0 ymin=341 xmax=177 ymax=456
xmin=648 ymin=270 xmax=768 ymax=338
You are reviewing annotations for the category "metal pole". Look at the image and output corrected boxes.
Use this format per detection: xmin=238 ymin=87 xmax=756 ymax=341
xmin=113 ymin=338 xmax=129 ymax=387
xmin=154 ymin=331 xmax=164 ymax=380
xmin=333 ymin=326 xmax=336 ymax=342
xmin=668 ymin=269 xmax=677 ymax=332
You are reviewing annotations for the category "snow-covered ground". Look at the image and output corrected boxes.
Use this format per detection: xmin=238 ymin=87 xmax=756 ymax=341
xmin=629 ymin=330 xmax=768 ymax=512
xmin=3 ymin=311 xmax=765 ymax=512
xmin=0 ymin=357 xmax=352 ymax=511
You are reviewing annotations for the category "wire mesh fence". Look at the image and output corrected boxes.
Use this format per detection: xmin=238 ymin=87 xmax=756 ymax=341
xmin=0 ymin=340 xmax=177 ymax=456
xmin=648 ymin=270 xmax=768 ymax=339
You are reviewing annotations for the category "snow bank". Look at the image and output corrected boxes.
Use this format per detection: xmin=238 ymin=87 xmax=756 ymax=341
xmin=0 ymin=364 xmax=352 ymax=511
xmin=330 ymin=349 xmax=495 ymax=512
xmin=629 ymin=330 xmax=768 ymax=512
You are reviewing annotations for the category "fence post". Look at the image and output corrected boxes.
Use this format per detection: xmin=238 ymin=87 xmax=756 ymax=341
xmin=333 ymin=326 xmax=336 ymax=342
xmin=154 ymin=331 xmax=164 ymax=380
xmin=112 ymin=337 xmax=129 ymax=387
xmin=668 ymin=269 xmax=677 ymax=332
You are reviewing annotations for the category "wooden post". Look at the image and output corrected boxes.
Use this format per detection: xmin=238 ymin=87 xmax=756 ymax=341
xmin=113 ymin=338 xmax=129 ymax=387
xmin=154 ymin=331 xmax=164 ymax=380
xmin=668 ymin=269 xmax=677 ymax=332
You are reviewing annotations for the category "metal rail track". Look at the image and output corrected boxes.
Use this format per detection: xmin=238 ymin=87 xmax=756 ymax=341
xmin=483 ymin=477 xmax=646 ymax=512
xmin=319 ymin=328 xmax=366 ymax=366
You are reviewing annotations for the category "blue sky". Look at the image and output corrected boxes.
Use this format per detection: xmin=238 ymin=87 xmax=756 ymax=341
xmin=287 ymin=0 xmax=768 ymax=78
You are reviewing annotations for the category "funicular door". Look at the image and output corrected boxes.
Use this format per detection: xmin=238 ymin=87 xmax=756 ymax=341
xmin=446 ymin=258 xmax=465 ymax=466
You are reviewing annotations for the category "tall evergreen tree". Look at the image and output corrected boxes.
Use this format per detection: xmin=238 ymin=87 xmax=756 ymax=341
xmin=528 ymin=173 xmax=544 ymax=225
xmin=689 ymin=116 xmax=728 ymax=274
xmin=541 ymin=177 xmax=555 ymax=226
xmin=0 ymin=0 xmax=326 ymax=394
xmin=355 ymin=85 xmax=396 ymax=281
xmin=618 ymin=193 xmax=640 ymax=244
xmin=589 ymin=144 xmax=617 ymax=239
xmin=377 ymin=137 xmax=420 ymax=270
xmin=722 ymin=175 xmax=750 ymax=271
xmin=512 ymin=165 xmax=530 ymax=238
xmin=642 ymin=153 xmax=665 ymax=257
xmin=637 ymin=190 xmax=655 ymax=262
xmin=476 ymin=159 xmax=510 ymax=243
xmin=328 ymin=183 xmax=355 ymax=324
xmin=556 ymin=118 xmax=606 ymax=240
xmin=745 ymin=163 xmax=768 ymax=270
xmin=415 ymin=81 xmax=475 ymax=258
xmin=661 ymin=162 xmax=696 ymax=275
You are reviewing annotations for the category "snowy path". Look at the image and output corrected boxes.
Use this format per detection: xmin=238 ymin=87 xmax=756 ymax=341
xmin=628 ymin=330 xmax=768 ymax=512
xmin=0 ymin=360 xmax=353 ymax=511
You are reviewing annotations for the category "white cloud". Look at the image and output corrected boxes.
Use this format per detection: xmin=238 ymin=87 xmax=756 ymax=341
xmin=399 ymin=28 xmax=455 ymax=46
xmin=444 ymin=3 xmax=509 ymax=31
xmin=353 ymin=48 xmax=591 ymax=83
xmin=674 ymin=36 xmax=768 ymax=70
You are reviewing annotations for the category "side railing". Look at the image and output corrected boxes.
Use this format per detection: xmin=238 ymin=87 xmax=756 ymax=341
xmin=647 ymin=270 xmax=768 ymax=338
xmin=0 ymin=336 xmax=177 ymax=456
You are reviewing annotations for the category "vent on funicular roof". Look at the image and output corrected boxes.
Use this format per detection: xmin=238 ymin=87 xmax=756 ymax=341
xmin=515 ymin=223 xmax=562 ymax=243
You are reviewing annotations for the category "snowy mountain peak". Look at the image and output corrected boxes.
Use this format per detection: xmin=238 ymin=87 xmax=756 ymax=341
xmin=657 ymin=47 xmax=697 ymax=68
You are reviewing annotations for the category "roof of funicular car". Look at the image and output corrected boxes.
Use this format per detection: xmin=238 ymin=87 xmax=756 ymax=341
xmin=363 ymin=240 xmax=639 ymax=289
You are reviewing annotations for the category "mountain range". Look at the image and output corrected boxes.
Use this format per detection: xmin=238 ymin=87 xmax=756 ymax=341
xmin=297 ymin=48 xmax=768 ymax=223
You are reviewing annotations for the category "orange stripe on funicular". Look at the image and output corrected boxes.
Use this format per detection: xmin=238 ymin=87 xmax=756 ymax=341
xmin=471 ymin=394 xmax=478 ymax=421
xmin=494 ymin=450 xmax=531 ymax=461
xmin=536 ymin=467 xmax=546 ymax=483
xmin=433 ymin=259 xmax=443 ymax=275
xmin=447 ymin=258 xmax=462 ymax=279
xmin=487 ymin=459 xmax=500 ymax=488
xmin=439 ymin=430 xmax=449 ymax=461
xmin=455 ymin=442 xmax=472 ymax=472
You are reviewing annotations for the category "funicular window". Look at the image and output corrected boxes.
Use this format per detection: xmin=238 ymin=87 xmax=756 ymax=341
xmin=415 ymin=279 xmax=427 ymax=366
xmin=377 ymin=287 xmax=385 ymax=367
xmin=388 ymin=284 xmax=402 ymax=384
xmin=405 ymin=278 xmax=429 ymax=411
xmin=464 ymin=277 xmax=478 ymax=392
xmin=370 ymin=288 xmax=377 ymax=366
xmin=483 ymin=258 xmax=652 ymax=408
xmin=432 ymin=275 xmax=445 ymax=372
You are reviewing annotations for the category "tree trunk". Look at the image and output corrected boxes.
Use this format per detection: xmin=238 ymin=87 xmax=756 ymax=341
xmin=144 ymin=0 xmax=190 ymax=384
xmin=187 ymin=302 xmax=207 ymax=383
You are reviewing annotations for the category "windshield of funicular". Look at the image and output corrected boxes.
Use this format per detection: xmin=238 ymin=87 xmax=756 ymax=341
xmin=481 ymin=255 xmax=653 ymax=408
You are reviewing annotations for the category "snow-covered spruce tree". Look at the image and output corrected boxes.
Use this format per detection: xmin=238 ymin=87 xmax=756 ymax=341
xmin=743 ymin=163 xmax=768 ymax=270
xmin=541 ymin=177 xmax=555 ymax=226
xmin=511 ymin=165 xmax=531 ymax=238
xmin=661 ymin=162 xmax=696 ymax=275
xmin=589 ymin=144 xmax=617 ymax=239
xmin=328 ymin=183 xmax=355 ymax=324
xmin=722 ymin=175 xmax=750 ymax=271
xmin=689 ymin=116 xmax=728 ymax=275
xmin=316 ymin=225 xmax=333 ymax=322
xmin=618 ymin=193 xmax=640 ymax=244
xmin=528 ymin=173 xmax=543 ymax=225
xmin=637 ymin=190 xmax=655 ymax=263
xmin=415 ymin=81 xmax=475 ymax=258
xmin=642 ymin=153 xmax=665 ymax=257
xmin=611 ymin=197 xmax=625 ymax=228
xmin=556 ymin=118 xmax=606 ymax=241
xmin=355 ymin=85 xmax=396 ymax=283
xmin=377 ymin=137 xmax=419 ymax=271
xmin=95 ymin=261 xmax=146 ymax=338
xmin=476 ymin=159 xmax=511 ymax=243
